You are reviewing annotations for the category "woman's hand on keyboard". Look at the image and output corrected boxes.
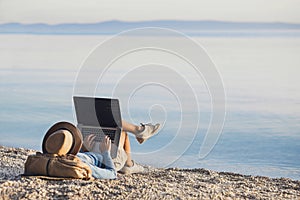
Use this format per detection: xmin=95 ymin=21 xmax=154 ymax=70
xmin=83 ymin=134 xmax=96 ymax=152
xmin=100 ymin=136 xmax=111 ymax=153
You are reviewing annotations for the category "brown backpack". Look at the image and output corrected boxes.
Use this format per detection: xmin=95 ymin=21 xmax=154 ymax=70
xmin=24 ymin=152 xmax=93 ymax=180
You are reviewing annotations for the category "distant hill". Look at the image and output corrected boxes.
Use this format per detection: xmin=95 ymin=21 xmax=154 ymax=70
xmin=1 ymin=20 xmax=299 ymax=36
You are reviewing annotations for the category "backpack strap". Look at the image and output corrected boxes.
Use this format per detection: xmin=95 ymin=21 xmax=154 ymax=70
xmin=46 ymin=158 xmax=51 ymax=176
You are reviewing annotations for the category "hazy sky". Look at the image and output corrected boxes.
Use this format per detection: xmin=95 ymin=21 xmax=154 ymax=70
xmin=0 ymin=0 xmax=299 ymax=24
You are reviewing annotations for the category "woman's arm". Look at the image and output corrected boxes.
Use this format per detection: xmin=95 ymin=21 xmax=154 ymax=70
xmin=79 ymin=136 xmax=117 ymax=179
xmin=78 ymin=151 xmax=117 ymax=179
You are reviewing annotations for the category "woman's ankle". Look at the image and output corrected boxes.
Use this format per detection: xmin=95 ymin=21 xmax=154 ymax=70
xmin=125 ymin=160 xmax=134 ymax=167
xmin=136 ymin=124 xmax=145 ymax=134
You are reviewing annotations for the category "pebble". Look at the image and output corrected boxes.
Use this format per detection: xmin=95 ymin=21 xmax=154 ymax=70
xmin=0 ymin=145 xmax=300 ymax=199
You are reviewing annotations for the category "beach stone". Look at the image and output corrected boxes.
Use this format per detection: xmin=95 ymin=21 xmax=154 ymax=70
xmin=0 ymin=145 xmax=300 ymax=199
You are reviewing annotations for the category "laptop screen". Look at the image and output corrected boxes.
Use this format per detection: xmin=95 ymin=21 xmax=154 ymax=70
xmin=73 ymin=96 xmax=122 ymax=128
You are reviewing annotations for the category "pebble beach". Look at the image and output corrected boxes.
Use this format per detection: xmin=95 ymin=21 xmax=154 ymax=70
xmin=0 ymin=145 xmax=299 ymax=199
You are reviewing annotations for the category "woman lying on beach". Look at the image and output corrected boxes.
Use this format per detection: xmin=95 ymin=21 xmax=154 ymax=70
xmin=77 ymin=120 xmax=160 ymax=179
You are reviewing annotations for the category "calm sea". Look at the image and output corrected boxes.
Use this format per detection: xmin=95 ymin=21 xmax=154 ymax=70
xmin=0 ymin=34 xmax=299 ymax=180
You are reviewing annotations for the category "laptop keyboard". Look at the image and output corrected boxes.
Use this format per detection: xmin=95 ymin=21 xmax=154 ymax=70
xmin=82 ymin=127 xmax=116 ymax=142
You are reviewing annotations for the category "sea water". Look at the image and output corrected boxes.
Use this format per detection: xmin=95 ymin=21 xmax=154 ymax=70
xmin=0 ymin=34 xmax=299 ymax=180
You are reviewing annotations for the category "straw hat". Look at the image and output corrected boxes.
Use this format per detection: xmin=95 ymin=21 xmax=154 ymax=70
xmin=42 ymin=122 xmax=83 ymax=155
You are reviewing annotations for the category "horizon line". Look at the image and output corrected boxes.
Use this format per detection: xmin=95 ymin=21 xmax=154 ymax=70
xmin=1 ymin=19 xmax=300 ymax=26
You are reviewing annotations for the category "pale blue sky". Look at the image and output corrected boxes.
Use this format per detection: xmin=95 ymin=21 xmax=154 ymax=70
xmin=0 ymin=0 xmax=299 ymax=24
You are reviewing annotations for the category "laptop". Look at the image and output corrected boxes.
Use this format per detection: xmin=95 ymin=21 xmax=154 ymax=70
xmin=73 ymin=96 xmax=122 ymax=158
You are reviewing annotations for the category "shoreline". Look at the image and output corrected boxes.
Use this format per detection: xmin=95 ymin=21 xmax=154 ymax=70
xmin=0 ymin=146 xmax=299 ymax=199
